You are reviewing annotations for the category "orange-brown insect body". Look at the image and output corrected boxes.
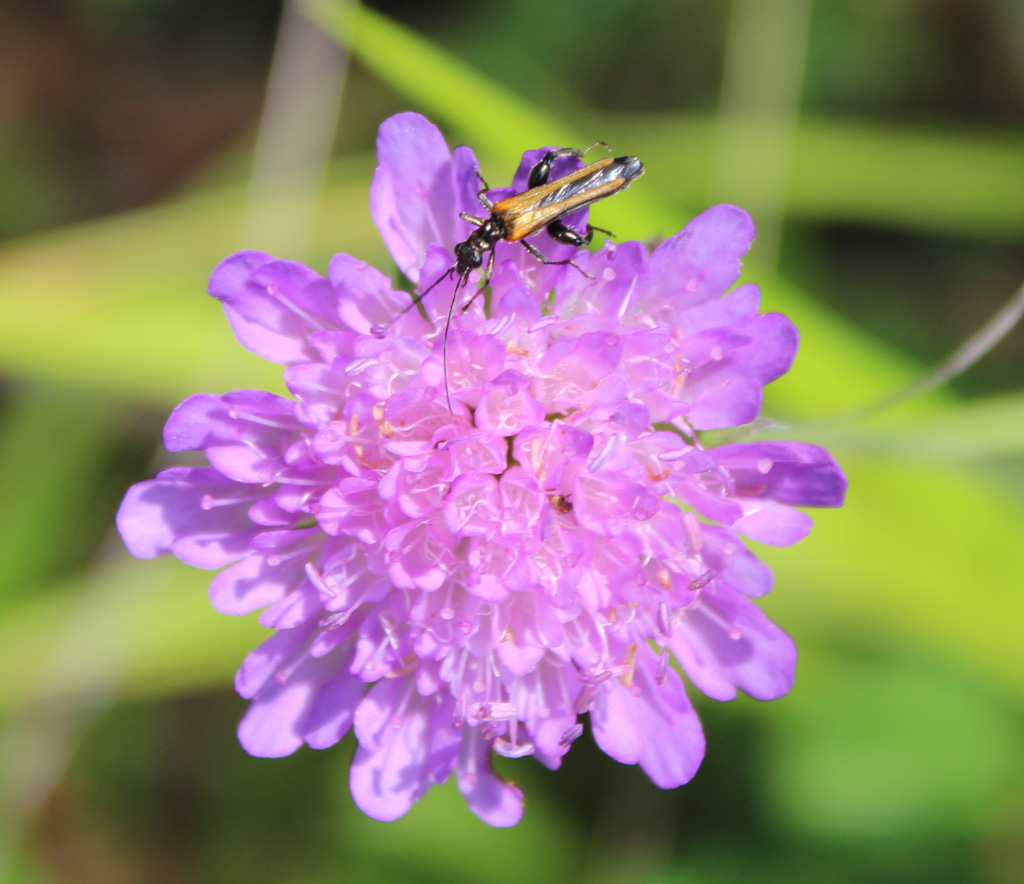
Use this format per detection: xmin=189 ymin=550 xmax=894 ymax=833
xmin=491 ymin=156 xmax=632 ymax=242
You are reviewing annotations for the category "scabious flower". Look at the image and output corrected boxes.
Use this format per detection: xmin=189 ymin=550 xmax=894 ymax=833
xmin=117 ymin=112 xmax=845 ymax=827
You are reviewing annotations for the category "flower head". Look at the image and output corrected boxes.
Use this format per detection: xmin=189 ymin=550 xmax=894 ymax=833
xmin=118 ymin=112 xmax=846 ymax=826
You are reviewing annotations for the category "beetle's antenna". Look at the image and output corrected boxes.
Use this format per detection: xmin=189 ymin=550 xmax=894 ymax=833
xmin=442 ymin=270 xmax=471 ymax=413
xmin=373 ymin=264 xmax=456 ymax=339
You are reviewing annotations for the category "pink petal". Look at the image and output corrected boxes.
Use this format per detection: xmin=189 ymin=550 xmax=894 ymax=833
xmin=209 ymin=253 xmax=338 ymax=365
xmin=234 ymin=622 xmax=315 ymax=699
xmin=590 ymin=649 xmax=706 ymax=788
xmin=237 ymin=642 xmax=336 ymax=757
xmin=116 ymin=467 xmax=262 ymax=568
xmin=732 ymin=500 xmax=814 ymax=546
xmin=671 ymin=584 xmax=796 ymax=701
xmin=370 ymin=112 xmax=480 ymax=284
xmin=629 ymin=204 xmax=755 ymax=324
xmin=208 ymin=529 xmax=319 ymax=615
xmin=304 ymin=644 xmax=364 ymax=749
xmin=456 ymin=729 xmax=524 ymax=828
xmin=350 ymin=678 xmax=432 ymax=821
xmin=714 ymin=442 xmax=848 ymax=508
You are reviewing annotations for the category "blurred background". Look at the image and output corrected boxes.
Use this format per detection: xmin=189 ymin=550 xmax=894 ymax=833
xmin=1 ymin=0 xmax=1023 ymax=882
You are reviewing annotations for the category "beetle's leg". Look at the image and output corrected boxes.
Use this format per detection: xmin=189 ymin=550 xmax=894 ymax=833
xmin=544 ymin=219 xmax=614 ymax=263
xmin=474 ymin=170 xmax=494 ymax=210
xmin=528 ymin=148 xmax=584 ymax=188
xmin=460 ymin=213 xmax=487 ymax=226
xmin=482 ymin=245 xmax=496 ymax=289
xmin=545 ymin=219 xmax=593 ymax=249
xmin=519 ymin=238 xmax=594 ymax=280
xmin=528 ymin=143 xmax=611 ymax=188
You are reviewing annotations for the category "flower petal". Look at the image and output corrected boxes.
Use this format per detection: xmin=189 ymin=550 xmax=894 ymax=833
xmin=590 ymin=649 xmax=706 ymax=788
xmin=209 ymin=253 xmax=338 ymax=364
xmin=733 ymin=500 xmax=814 ymax=545
xmin=237 ymin=634 xmax=335 ymax=757
xmin=329 ymin=252 xmax=431 ymax=338
xmin=350 ymin=678 xmax=432 ymax=821
xmin=116 ymin=467 xmax=263 ymax=568
xmin=304 ymin=644 xmax=364 ymax=749
xmin=672 ymin=584 xmax=796 ymax=701
xmin=208 ymin=529 xmax=320 ymax=615
xmin=628 ymin=204 xmax=755 ymax=324
xmin=370 ymin=112 xmax=480 ymax=284
xmin=714 ymin=442 xmax=848 ymax=508
xmin=456 ymin=728 xmax=524 ymax=828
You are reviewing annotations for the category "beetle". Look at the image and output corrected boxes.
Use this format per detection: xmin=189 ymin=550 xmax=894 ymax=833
xmin=452 ymin=145 xmax=644 ymax=290
xmin=401 ymin=144 xmax=645 ymax=408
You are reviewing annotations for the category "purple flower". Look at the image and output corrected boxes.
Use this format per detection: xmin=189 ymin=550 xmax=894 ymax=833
xmin=117 ymin=112 xmax=846 ymax=827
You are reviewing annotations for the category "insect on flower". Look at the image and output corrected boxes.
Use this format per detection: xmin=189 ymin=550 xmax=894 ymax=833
xmin=117 ymin=113 xmax=848 ymax=828
xmin=393 ymin=144 xmax=645 ymax=407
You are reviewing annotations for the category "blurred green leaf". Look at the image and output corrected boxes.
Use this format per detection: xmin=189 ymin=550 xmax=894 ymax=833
xmin=616 ymin=115 xmax=1024 ymax=242
xmin=761 ymin=451 xmax=1024 ymax=699
xmin=791 ymin=118 xmax=1024 ymax=241
xmin=0 ymin=557 xmax=264 ymax=712
xmin=0 ymin=387 xmax=125 ymax=597
xmin=0 ymin=160 xmax=383 ymax=406
xmin=762 ymin=647 xmax=1023 ymax=841
xmin=301 ymin=0 xmax=580 ymax=158
xmin=786 ymin=391 xmax=1024 ymax=461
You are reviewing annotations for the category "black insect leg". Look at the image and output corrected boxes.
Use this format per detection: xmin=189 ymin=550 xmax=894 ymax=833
xmin=474 ymin=170 xmax=494 ymax=210
xmin=547 ymin=218 xmax=616 ymax=254
xmin=528 ymin=148 xmax=584 ymax=188
xmin=519 ymin=238 xmax=594 ymax=280
xmin=528 ymin=142 xmax=610 ymax=188
xmin=545 ymin=220 xmax=593 ymax=249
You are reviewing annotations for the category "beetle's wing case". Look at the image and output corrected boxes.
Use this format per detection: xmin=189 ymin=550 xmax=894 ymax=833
xmin=491 ymin=156 xmax=645 ymax=242
xmin=538 ymin=156 xmax=644 ymax=208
